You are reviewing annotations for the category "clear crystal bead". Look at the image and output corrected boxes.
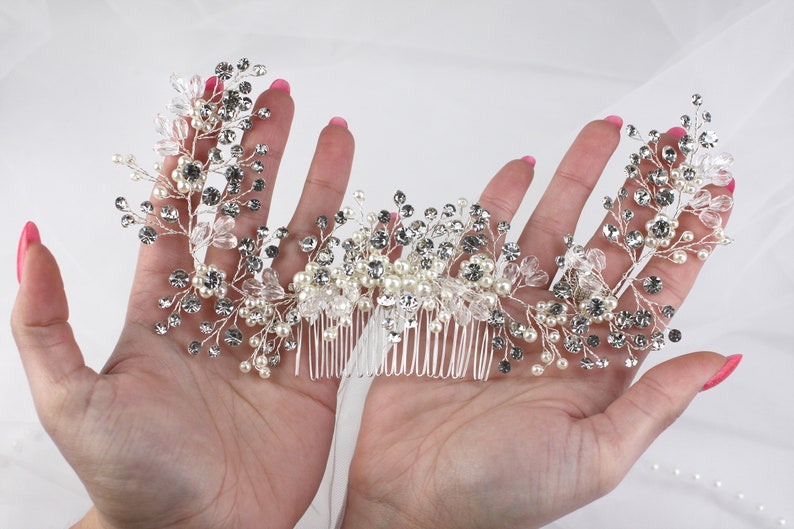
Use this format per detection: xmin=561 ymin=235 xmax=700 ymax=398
xmin=160 ymin=205 xmax=179 ymax=223
xmin=120 ymin=214 xmax=135 ymax=228
xmin=154 ymin=321 xmax=168 ymax=335
xmin=188 ymin=341 xmax=201 ymax=356
xmin=182 ymin=294 xmax=201 ymax=313
xmin=138 ymin=226 xmax=158 ymax=245
xmin=602 ymin=224 xmax=619 ymax=242
xmin=626 ymin=230 xmax=644 ymax=249
xmin=634 ymin=189 xmax=651 ymax=206
xmin=642 ymin=276 xmax=663 ymax=294
xmin=299 ymin=236 xmax=317 ymax=253
xmin=699 ymin=130 xmax=718 ymax=148
xmin=208 ymin=345 xmax=221 ymax=358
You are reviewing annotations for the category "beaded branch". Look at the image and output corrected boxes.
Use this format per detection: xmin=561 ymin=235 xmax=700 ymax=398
xmin=113 ymin=59 xmax=734 ymax=380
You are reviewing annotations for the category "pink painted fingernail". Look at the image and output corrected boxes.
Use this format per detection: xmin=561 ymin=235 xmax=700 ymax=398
xmin=666 ymin=126 xmax=687 ymax=139
xmin=726 ymin=178 xmax=736 ymax=194
xmin=17 ymin=221 xmax=41 ymax=283
xmin=205 ymin=76 xmax=221 ymax=92
xmin=701 ymin=354 xmax=742 ymax=391
xmin=604 ymin=115 xmax=623 ymax=129
xmin=270 ymin=79 xmax=291 ymax=93
xmin=521 ymin=155 xmax=536 ymax=167
xmin=329 ymin=116 xmax=348 ymax=128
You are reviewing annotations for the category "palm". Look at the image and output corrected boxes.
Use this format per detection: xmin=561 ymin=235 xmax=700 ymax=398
xmin=342 ymin=120 xmax=734 ymax=529
xmin=13 ymin=82 xmax=356 ymax=529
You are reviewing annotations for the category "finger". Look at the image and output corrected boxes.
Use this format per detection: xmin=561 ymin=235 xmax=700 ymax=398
xmin=274 ymin=118 xmax=355 ymax=281
xmin=129 ymin=78 xmax=224 ymax=309
xmin=587 ymin=127 xmax=689 ymax=287
xmin=476 ymin=157 xmax=535 ymax=253
xmin=204 ymin=82 xmax=295 ymax=277
xmin=11 ymin=223 xmax=97 ymax=430
xmin=587 ymin=352 xmax=738 ymax=489
xmin=517 ymin=119 xmax=622 ymax=281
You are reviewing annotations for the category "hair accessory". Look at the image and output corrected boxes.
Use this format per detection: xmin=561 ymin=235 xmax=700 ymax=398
xmin=113 ymin=59 xmax=734 ymax=380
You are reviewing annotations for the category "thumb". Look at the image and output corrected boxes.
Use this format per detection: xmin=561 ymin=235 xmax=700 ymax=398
xmin=11 ymin=222 xmax=97 ymax=429
xmin=595 ymin=352 xmax=742 ymax=480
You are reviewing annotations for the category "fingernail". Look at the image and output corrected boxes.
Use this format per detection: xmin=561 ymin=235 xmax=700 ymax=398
xmin=17 ymin=221 xmax=41 ymax=283
xmin=521 ymin=155 xmax=536 ymax=167
xmin=270 ymin=79 xmax=291 ymax=94
xmin=726 ymin=178 xmax=736 ymax=194
xmin=701 ymin=354 xmax=742 ymax=391
xmin=666 ymin=126 xmax=687 ymax=139
xmin=329 ymin=116 xmax=348 ymax=128
xmin=205 ymin=76 xmax=221 ymax=92
xmin=604 ymin=115 xmax=623 ymax=129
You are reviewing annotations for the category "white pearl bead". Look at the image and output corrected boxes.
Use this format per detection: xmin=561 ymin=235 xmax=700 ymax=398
xmin=258 ymin=367 xmax=271 ymax=379
xmin=540 ymin=351 xmax=553 ymax=363
xmin=523 ymin=329 xmax=538 ymax=342
xmin=697 ymin=249 xmax=710 ymax=260
xmin=323 ymin=328 xmax=338 ymax=341
xmin=681 ymin=230 xmax=694 ymax=242
xmin=353 ymin=189 xmax=365 ymax=203
xmin=249 ymin=336 xmax=261 ymax=348
xmin=255 ymin=355 xmax=268 ymax=368
xmin=239 ymin=361 xmax=252 ymax=373
xmin=549 ymin=330 xmax=560 ymax=343
xmin=494 ymin=279 xmax=511 ymax=296
xmin=546 ymin=316 xmax=557 ymax=327
xmin=438 ymin=311 xmax=451 ymax=323
xmin=482 ymin=292 xmax=496 ymax=307
xmin=153 ymin=186 xmax=168 ymax=200
xmin=239 ymin=307 xmax=250 ymax=318
xmin=672 ymin=250 xmax=687 ymax=264
xmin=557 ymin=358 xmax=569 ymax=369
xmin=531 ymin=364 xmax=544 ymax=376
xmin=358 ymin=298 xmax=373 ymax=311
xmin=479 ymin=276 xmax=493 ymax=289
xmin=275 ymin=322 xmax=290 ymax=338
xmin=429 ymin=320 xmax=443 ymax=333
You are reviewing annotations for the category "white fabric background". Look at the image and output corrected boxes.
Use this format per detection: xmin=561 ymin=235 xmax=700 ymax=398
xmin=1 ymin=0 xmax=792 ymax=527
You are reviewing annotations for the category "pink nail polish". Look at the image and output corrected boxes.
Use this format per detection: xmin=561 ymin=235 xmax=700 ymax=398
xmin=604 ymin=115 xmax=623 ymax=129
xmin=329 ymin=116 xmax=348 ymax=128
xmin=666 ymin=126 xmax=687 ymax=139
xmin=17 ymin=221 xmax=41 ymax=283
xmin=270 ymin=79 xmax=291 ymax=94
xmin=205 ymin=76 xmax=221 ymax=92
xmin=701 ymin=354 xmax=742 ymax=391
xmin=521 ymin=155 xmax=536 ymax=167
xmin=726 ymin=178 xmax=736 ymax=194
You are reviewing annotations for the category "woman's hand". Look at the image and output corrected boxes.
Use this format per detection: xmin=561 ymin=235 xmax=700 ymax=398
xmin=340 ymin=119 xmax=737 ymax=529
xmin=12 ymin=80 xmax=354 ymax=529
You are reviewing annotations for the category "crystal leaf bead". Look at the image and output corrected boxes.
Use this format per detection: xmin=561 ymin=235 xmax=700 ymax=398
xmin=261 ymin=269 xmax=285 ymax=301
xmin=709 ymin=194 xmax=733 ymax=212
xmin=698 ymin=209 xmax=722 ymax=229
xmin=689 ymin=189 xmax=711 ymax=209
xmin=155 ymin=139 xmax=180 ymax=156
xmin=191 ymin=222 xmax=212 ymax=247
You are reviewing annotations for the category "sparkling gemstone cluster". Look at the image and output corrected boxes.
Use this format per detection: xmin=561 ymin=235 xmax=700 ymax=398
xmin=114 ymin=60 xmax=733 ymax=380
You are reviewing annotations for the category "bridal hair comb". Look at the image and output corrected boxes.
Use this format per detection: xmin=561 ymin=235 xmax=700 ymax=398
xmin=113 ymin=59 xmax=734 ymax=380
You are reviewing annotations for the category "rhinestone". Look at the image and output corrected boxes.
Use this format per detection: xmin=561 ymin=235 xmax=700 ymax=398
xmin=633 ymin=335 xmax=648 ymax=348
xmin=317 ymin=249 xmax=334 ymax=266
xmin=647 ymin=169 xmax=669 ymax=186
xmin=510 ymin=346 xmax=524 ymax=360
xmin=680 ymin=114 xmax=691 ymax=128
xmin=625 ymin=355 xmax=639 ymax=367
xmin=625 ymin=164 xmax=640 ymax=179
xmin=564 ymin=335 xmax=583 ymax=353
xmin=264 ymin=245 xmax=279 ymax=258
xmin=651 ymin=218 xmax=671 ymax=238
xmin=662 ymin=305 xmax=676 ymax=318
xmin=615 ymin=310 xmax=634 ymax=330
xmin=169 ymin=269 xmax=190 ymax=288
xmin=203 ymin=270 xmax=224 ymax=289
xmin=283 ymin=339 xmax=297 ymax=351
xmin=313 ymin=268 xmax=331 ymax=286
xmin=501 ymin=242 xmax=520 ymax=261
xmin=237 ymin=238 xmax=256 ymax=256
xmin=691 ymin=93 xmax=703 ymax=106
xmin=208 ymin=345 xmax=221 ymax=358
xmin=491 ymin=336 xmax=506 ymax=350
xmin=553 ymin=281 xmax=573 ymax=299
xmin=623 ymin=209 xmax=634 ymax=221
xmin=395 ymin=227 xmax=415 ymax=245
xmin=662 ymin=145 xmax=677 ymax=164
xmin=580 ymin=357 xmax=595 ymax=370
xmin=668 ymin=329 xmax=682 ymax=342
xmin=224 ymin=327 xmax=243 ymax=347
xmin=497 ymin=359 xmax=511 ymax=374
xmin=160 ymin=205 xmax=179 ymax=223
xmin=315 ymin=215 xmax=329 ymax=229
xmin=626 ymin=230 xmax=644 ymax=249
xmin=188 ymin=341 xmax=201 ymax=355
xmin=634 ymin=309 xmax=652 ymax=328
xmin=247 ymin=199 xmax=261 ymax=211
xmin=120 ymin=214 xmax=135 ymax=227
xmin=462 ymin=235 xmax=484 ymax=253
xmin=586 ymin=335 xmax=601 ymax=348
xmin=655 ymin=189 xmax=675 ymax=207
xmin=168 ymin=313 xmax=182 ymax=327
xmin=202 ymin=187 xmax=221 ymax=206
xmin=214 ymin=297 xmax=234 ymax=316
xmin=299 ymin=236 xmax=317 ymax=252
xmin=154 ymin=321 xmax=168 ymax=335
xmin=586 ymin=297 xmax=606 ymax=317
xmin=679 ymin=135 xmax=696 ymax=154
xmin=626 ymin=124 xmax=639 ymax=138
xmin=182 ymin=294 xmax=201 ymax=313
xmin=602 ymin=224 xmax=619 ymax=242
xmin=462 ymin=263 xmax=484 ymax=282
xmin=221 ymin=203 xmax=240 ymax=218
xmin=115 ymin=197 xmax=129 ymax=211
xmin=437 ymin=242 xmax=455 ymax=260
xmin=603 ymin=196 xmax=614 ymax=210
xmin=643 ymin=276 xmax=663 ymax=294
xmin=651 ymin=330 xmax=666 ymax=351
xmin=570 ymin=315 xmax=590 ymax=335
xmin=182 ymin=162 xmax=203 ymax=182
xmin=269 ymin=354 xmax=281 ymax=367
xmin=596 ymin=358 xmax=610 ymax=369
xmin=138 ymin=226 xmax=158 ymax=244
xmin=400 ymin=204 xmax=414 ymax=217
xmin=158 ymin=296 xmax=173 ymax=309
xmin=415 ymin=238 xmax=434 ymax=255
xmin=256 ymin=107 xmax=272 ymax=120
xmin=367 ymin=260 xmax=385 ymax=279
xmin=393 ymin=190 xmax=406 ymax=205
xmin=607 ymin=331 xmax=627 ymax=348
xmin=639 ymin=145 xmax=652 ymax=159
xmin=370 ymin=230 xmax=389 ymax=249
xmin=399 ymin=294 xmax=420 ymax=313
xmin=275 ymin=227 xmax=289 ymax=239
xmin=699 ymin=130 xmax=718 ymax=148
xmin=634 ymin=189 xmax=651 ymax=206
xmin=648 ymin=129 xmax=660 ymax=143
xmin=480 ymin=309 xmax=502 ymax=329
xmin=200 ymin=321 xmax=213 ymax=334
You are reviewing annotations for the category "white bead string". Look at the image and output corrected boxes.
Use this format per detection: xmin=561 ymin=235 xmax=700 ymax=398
xmin=644 ymin=459 xmax=788 ymax=527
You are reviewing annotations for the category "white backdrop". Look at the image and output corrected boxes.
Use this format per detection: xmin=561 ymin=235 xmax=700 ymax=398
xmin=1 ymin=1 xmax=792 ymax=527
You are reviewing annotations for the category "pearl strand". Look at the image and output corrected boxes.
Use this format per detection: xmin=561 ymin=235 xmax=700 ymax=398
xmin=645 ymin=459 xmax=788 ymax=527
